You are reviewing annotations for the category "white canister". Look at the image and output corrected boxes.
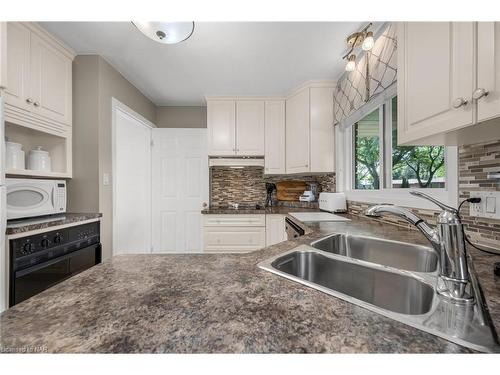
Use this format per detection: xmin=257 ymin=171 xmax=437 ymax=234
xmin=28 ymin=146 xmax=52 ymax=172
xmin=5 ymin=141 xmax=25 ymax=170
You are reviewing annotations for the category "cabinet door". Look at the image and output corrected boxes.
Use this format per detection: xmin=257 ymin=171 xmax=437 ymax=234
xmin=286 ymin=89 xmax=310 ymax=173
xmin=236 ymin=100 xmax=265 ymax=156
xmin=207 ymin=100 xmax=236 ymax=156
xmin=310 ymin=87 xmax=334 ymax=172
xmin=4 ymin=22 xmax=31 ymax=112
xmin=476 ymin=22 xmax=500 ymax=123
xmin=0 ymin=23 xmax=7 ymax=91
xmin=266 ymin=214 xmax=286 ymax=246
xmin=397 ymin=22 xmax=474 ymax=145
xmin=264 ymin=100 xmax=286 ymax=174
xmin=29 ymin=32 xmax=72 ymax=126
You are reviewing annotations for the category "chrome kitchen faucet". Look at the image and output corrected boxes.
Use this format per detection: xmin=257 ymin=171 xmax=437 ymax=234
xmin=365 ymin=191 xmax=473 ymax=303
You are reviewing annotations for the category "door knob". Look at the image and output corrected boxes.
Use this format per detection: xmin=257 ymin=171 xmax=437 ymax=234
xmin=26 ymin=98 xmax=33 ymax=104
xmin=452 ymin=97 xmax=468 ymax=109
xmin=472 ymin=88 xmax=489 ymax=100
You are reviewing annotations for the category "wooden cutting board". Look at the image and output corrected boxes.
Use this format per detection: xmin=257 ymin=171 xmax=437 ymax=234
xmin=276 ymin=181 xmax=307 ymax=201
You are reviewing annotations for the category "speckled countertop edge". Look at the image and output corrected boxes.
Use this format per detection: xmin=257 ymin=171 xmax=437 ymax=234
xmin=6 ymin=213 xmax=103 ymax=235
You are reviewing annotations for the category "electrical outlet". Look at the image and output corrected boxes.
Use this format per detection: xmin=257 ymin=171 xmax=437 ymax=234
xmin=469 ymin=191 xmax=500 ymax=219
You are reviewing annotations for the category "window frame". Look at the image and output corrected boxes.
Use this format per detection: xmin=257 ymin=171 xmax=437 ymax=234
xmin=336 ymin=93 xmax=458 ymax=210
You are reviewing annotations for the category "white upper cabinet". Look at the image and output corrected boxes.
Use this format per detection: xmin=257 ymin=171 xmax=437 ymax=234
xmin=0 ymin=23 xmax=8 ymax=92
xmin=2 ymin=22 xmax=74 ymax=129
xmin=29 ymin=32 xmax=72 ymax=126
xmin=397 ymin=22 xmax=474 ymax=145
xmin=3 ymin=23 xmax=31 ymax=112
xmin=476 ymin=22 xmax=500 ymax=123
xmin=285 ymin=84 xmax=335 ymax=174
xmin=207 ymin=100 xmax=236 ymax=156
xmin=286 ymin=88 xmax=310 ymax=174
xmin=207 ymin=99 xmax=265 ymax=156
xmin=207 ymin=82 xmax=335 ymax=173
xmin=236 ymin=100 xmax=265 ymax=155
xmin=264 ymin=100 xmax=286 ymax=174
xmin=310 ymin=87 xmax=334 ymax=172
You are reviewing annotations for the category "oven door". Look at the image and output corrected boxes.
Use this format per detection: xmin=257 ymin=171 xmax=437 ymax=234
xmin=10 ymin=243 xmax=101 ymax=307
xmin=6 ymin=180 xmax=58 ymax=219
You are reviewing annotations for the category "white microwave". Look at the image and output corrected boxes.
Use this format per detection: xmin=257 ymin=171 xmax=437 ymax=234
xmin=6 ymin=178 xmax=67 ymax=220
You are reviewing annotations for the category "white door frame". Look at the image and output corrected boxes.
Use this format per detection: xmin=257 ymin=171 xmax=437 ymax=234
xmin=111 ymin=98 xmax=156 ymax=255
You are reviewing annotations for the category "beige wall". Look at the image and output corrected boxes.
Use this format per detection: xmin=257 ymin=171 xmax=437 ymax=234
xmin=71 ymin=55 xmax=157 ymax=260
xmin=97 ymin=57 xmax=156 ymax=259
xmin=69 ymin=55 xmax=100 ymax=213
xmin=156 ymin=106 xmax=207 ymax=128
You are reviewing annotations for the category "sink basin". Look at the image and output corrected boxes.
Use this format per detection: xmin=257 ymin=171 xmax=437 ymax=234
xmin=311 ymin=234 xmax=438 ymax=272
xmin=259 ymin=244 xmax=500 ymax=352
xmin=271 ymin=250 xmax=434 ymax=315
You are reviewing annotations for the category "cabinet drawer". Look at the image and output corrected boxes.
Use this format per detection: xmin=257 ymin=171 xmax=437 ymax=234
xmin=204 ymin=226 xmax=266 ymax=253
xmin=203 ymin=214 xmax=265 ymax=227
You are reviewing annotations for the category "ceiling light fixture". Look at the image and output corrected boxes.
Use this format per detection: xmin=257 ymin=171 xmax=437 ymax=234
xmin=132 ymin=22 xmax=195 ymax=44
xmin=362 ymin=31 xmax=375 ymax=51
xmin=341 ymin=23 xmax=374 ymax=102
xmin=345 ymin=54 xmax=356 ymax=72
xmin=342 ymin=23 xmax=374 ymax=72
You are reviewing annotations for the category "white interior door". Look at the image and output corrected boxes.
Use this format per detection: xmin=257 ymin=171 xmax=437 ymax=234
xmin=113 ymin=103 xmax=152 ymax=255
xmin=152 ymin=129 xmax=208 ymax=253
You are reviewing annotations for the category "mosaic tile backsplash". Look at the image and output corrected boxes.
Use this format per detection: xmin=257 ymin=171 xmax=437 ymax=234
xmin=209 ymin=166 xmax=336 ymax=208
xmin=347 ymin=140 xmax=500 ymax=251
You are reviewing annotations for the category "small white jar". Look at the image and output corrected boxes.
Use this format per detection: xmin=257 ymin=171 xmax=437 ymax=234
xmin=5 ymin=141 xmax=25 ymax=170
xmin=28 ymin=146 xmax=52 ymax=172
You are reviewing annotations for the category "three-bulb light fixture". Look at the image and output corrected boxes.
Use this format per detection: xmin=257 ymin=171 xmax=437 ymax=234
xmin=343 ymin=24 xmax=374 ymax=72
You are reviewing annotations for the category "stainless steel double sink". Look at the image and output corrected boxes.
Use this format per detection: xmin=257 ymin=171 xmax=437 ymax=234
xmin=258 ymin=233 xmax=500 ymax=352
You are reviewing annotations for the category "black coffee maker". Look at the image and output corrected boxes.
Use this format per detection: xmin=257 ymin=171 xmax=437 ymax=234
xmin=265 ymin=183 xmax=276 ymax=207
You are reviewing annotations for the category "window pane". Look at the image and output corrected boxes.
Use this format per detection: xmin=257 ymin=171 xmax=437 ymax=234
xmin=354 ymin=108 xmax=380 ymax=190
xmin=391 ymin=97 xmax=446 ymax=188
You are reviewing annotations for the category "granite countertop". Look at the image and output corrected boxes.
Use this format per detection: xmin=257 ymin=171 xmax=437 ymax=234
xmin=1 ymin=214 xmax=499 ymax=353
xmin=6 ymin=213 xmax=103 ymax=236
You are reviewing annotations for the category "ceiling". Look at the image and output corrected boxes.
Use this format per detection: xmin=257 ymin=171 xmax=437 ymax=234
xmin=41 ymin=22 xmax=382 ymax=106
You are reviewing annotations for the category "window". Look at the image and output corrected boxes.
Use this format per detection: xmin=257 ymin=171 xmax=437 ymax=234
xmin=353 ymin=96 xmax=445 ymax=190
xmin=337 ymin=91 xmax=458 ymax=209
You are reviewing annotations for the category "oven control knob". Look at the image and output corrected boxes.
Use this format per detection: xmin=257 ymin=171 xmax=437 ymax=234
xmin=23 ymin=242 xmax=33 ymax=254
xmin=41 ymin=239 xmax=50 ymax=248
xmin=54 ymin=234 xmax=63 ymax=244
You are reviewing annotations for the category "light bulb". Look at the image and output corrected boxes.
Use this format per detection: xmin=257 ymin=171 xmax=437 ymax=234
xmin=345 ymin=54 xmax=356 ymax=72
xmin=362 ymin=31 xmax=374 ymax=51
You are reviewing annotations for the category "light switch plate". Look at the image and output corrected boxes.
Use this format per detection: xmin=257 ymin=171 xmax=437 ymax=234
xmin=469 ymin=191 xmax=500 ymax=219
xmin=103 ymin=173 xmax=111 ymax=186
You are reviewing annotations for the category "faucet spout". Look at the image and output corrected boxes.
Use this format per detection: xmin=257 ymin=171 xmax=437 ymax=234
xmin=365 ymin=205 xmax=440 ymax=248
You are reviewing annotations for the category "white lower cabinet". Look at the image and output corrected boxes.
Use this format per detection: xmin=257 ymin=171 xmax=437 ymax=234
xmin=203 ymin=214 xmax=266 ymax=253
xmin=266 ymin=214 xmax=287 ymax=246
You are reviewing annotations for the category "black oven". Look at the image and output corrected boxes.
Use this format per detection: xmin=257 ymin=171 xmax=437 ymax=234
xmin=9 ymin=222 xmax=101 ymax=307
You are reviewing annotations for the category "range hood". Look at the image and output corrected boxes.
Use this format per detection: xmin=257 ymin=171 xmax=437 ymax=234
xmin=209 ymin=157 xmax=265 ymax=167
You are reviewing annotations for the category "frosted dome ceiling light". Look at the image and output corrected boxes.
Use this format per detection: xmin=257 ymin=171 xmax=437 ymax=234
xmin=132 ymin=22 xmax=194 ymax=44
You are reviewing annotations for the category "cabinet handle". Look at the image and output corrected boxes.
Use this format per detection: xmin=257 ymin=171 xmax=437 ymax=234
xmin=472 ymin=88 xmax=489 ymax=101
xmin=452 ymin=97 xmax=468 ymax=109
xmin=26 ymin=98 xmax=34 ymax=104
xmin=0 ymin=85 xmax=7 ymax=90
xmin=33 ymin=101 xmax=40 ymax=107
xmin=305 ymin=164 xmax=309 ymax=168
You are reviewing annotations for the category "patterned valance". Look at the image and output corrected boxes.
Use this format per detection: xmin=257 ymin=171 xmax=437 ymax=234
xmin=333 ymin=23 xmax=397 ymax=125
